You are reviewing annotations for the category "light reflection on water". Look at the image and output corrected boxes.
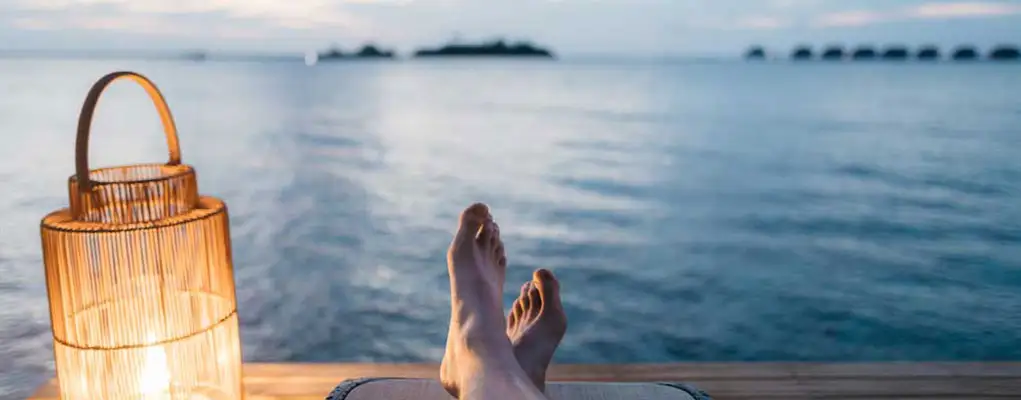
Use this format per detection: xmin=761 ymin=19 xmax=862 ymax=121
xmin=1 ymin=59 xmax=1020 ymax=398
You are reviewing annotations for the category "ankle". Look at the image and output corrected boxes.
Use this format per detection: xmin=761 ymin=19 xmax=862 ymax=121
xmin=460 ymin=327 xmax=515 ymax=360
xmin=455 ymin=308 xmax=508 ymax=346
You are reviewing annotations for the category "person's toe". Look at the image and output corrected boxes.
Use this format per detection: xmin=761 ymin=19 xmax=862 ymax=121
xmin=455 ymin=203 xmax=488 ymax=242
xmin=520 ymin=281 xmax=534 ymax=310
xmin=512 ymin=298 xmax=524 ymax=320
xmin=508 ymin=303 xmax=519 ymax=328
xmin=477 ymin=219 xmax=496 ymax=252
xmin=495 ymin=235 xmax=506 ymax=268
xmin=527 ymin=284 xmax=542 ymax=317
xmin=490 ymin=221 xmax=501 ymax=249
xmin=534 ymin=269 xmax=562 ymax=310
xmin=511 ymin=282 xmax=528 ymax=320
xmin=494 ymin=243 xmax=506 ymax=268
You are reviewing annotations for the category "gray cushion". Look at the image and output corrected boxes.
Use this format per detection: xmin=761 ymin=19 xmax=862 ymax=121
xmin=327 ymin=378 xmax=711 ymax=399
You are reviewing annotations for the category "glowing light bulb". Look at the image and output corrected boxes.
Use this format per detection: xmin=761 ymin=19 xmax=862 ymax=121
xmin=139 ymin=337 xmax=170 ymax=398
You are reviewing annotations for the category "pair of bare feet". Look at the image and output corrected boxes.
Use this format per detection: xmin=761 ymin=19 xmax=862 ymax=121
xmin=440 ymin=203 xmax=568 ymax=399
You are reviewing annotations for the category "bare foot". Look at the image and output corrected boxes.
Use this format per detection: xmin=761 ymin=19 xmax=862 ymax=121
xmin=440 ymin=203 xmax=514 ymax=398
xmin=508 ymin=269 xmax=568 ymax=392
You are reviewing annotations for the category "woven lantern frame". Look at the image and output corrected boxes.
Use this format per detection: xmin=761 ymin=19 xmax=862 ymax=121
xmin=40 ymin=71 xmax=244 ymax=400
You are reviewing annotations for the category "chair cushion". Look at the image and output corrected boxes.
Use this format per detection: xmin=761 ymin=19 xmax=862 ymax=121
xmin=327 ymin=378 xmax=711 ymax=399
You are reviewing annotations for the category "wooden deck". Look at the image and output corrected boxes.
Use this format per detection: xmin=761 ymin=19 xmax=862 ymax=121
xmin=29 ymin=362 xmax=1021 ymax=399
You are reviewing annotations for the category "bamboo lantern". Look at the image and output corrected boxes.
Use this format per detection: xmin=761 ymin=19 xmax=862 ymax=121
xmin=40 ymin=72 xmax=244 ymax=400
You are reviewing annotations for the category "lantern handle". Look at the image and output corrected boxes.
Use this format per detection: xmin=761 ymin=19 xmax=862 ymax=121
xmin=75 ymin=71 xmax=181 ymax=191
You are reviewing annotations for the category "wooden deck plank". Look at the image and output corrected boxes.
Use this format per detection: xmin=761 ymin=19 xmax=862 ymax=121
xmin=244 ymin=362 xmax=1021 ymax=380
xmin=29 ymin=362 xmax=1021 ymax=400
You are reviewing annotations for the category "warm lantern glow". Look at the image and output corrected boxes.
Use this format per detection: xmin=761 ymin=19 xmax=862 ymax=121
xmin=40 ymin=72 xmax=244 ymax=400
xmin=140 ymin=338 xmax=171 ymax=396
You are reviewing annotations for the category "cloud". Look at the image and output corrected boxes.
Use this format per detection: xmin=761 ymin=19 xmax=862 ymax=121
xmin=10 ymin=17 xmax=54 ymax=30
xmin=734 ymin=16 xmax=790 ymax=30
xmin=4 ymin=0 xmax=1021 ymax=53
xmin=12 ymin=14 xmax=268 ymax=38
xmin=812 ymin=10 xmax=888 ymax=27
xmin=812 ymin=1 xmax=1021 ymax=28
xmin=908 ymin=2 xmax=1021 ymax=18
xmin=10 ymin=0 xmax=382 ymax=35
xmin=768 ymin=0 xmax=822 ymax=8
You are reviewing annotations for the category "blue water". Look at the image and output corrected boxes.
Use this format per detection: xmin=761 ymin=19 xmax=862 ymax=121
xmin=1 ymin=59 xmax=1020 ymax=398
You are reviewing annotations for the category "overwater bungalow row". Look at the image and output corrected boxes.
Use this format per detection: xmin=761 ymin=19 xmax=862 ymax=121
xmin=746 ymin=45 xmax=1020 ymax=61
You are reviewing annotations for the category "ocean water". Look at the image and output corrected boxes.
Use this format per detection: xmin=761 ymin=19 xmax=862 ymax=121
xmin=1 ymin=59 xmax=1020 ymax=398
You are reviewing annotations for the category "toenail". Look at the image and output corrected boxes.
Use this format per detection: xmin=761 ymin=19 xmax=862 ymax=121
xmin=468 ymin=203 xmax=489 ymax=217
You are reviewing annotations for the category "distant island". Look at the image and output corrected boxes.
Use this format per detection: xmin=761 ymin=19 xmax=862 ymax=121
xmin=182 ymin=51 xmax=207 ymax=61
xmin=414 ymin=39 xmax=554 ymax=58
xmin=317 ymin=44 xmax=395 ymax=61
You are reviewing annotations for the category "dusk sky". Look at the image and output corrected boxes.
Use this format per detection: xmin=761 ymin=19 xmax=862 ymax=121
xmin=2 ymin=0 xmax=1021 ymax=55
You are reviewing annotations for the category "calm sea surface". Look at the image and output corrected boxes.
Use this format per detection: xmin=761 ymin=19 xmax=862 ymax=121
xmin=1 ymin=59 xmax=1020 ymax=398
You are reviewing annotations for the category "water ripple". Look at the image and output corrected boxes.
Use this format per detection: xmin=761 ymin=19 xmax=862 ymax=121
xmin=2 ymin=60 xmax=1021 ymax=398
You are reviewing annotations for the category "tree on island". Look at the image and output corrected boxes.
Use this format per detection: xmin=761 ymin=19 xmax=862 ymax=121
xmin=320 ymin=44 xmax=345 ymax=59
xmin=356 ymin=44 xmax=395 ymax=58
xmin=413 ymin=38 xmax=555 ymax=58
xmin=318 ymin=43 xmax=396 ymax=60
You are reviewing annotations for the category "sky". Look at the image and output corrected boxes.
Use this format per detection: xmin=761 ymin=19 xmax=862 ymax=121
xmin=2 ymin=0 xmax=1021 ymax=56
